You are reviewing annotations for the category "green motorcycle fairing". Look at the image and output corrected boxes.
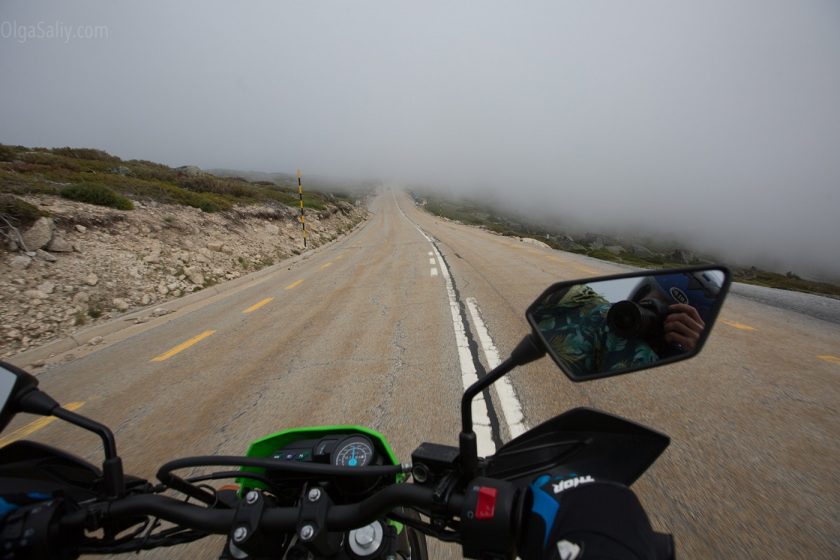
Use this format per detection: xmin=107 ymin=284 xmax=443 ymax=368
xmin=237 ymin=425 xmax=404 ymax=493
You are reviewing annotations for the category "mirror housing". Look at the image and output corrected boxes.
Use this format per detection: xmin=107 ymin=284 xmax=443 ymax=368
xmin=0 ymin=362 xmax=43 ymax=432
xmin=526 ymin=266 xmax=730 ymax=382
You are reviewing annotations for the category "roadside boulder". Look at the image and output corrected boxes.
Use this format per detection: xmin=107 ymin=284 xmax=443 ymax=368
xmin=177 ymin=165 xmax=202 ymax=176
xmin=35 ymin=249 xmax=57 ymax=262
xmin=184 ymin=267 xmax=204 ymax=286
xmin=46 ymin=235 xmax=74 ymax=252
xmin=588 ymin=237 xmax=605 ymax=250
xmin=631 ymin=244 xmax=657 ymax=259
xmin=24 ymin=289 xmax=48 ymax=300
xmin=72 ymin=292 xmax=90 ymax=306
xmin=37 ymin=281 xmax=55 ymax=294
xmin=8 ymin=255 xmax=32 ymax=269
xmin=671 ymin=249 xmax=696 ymax=264
xmin=20 ymin=217 xmax=54 ymax=250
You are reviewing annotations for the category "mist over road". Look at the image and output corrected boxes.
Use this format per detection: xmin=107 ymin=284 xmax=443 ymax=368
xmin=4 ymin=189 xmax=837 ymax=558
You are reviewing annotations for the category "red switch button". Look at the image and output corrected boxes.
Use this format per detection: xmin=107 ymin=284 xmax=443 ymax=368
xmin=475 ymin=486 xmax=498 ymax=519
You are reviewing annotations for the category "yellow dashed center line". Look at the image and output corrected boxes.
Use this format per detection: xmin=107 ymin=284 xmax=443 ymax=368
xmin=285 ymin=279 xmax=304 ymax=290
xmin=0 ymin=401 xmax=85 ymax=447
xmin=818 ymin=355 xmax=840 ymax=365
xmin=575 ymin=265 xmax=599 ymax=275
xmin=320 ymin=262 xmax=333 ymax=270
xmin=151 ymin=330 xmax=216 ymax=362
xmin=242 ymin=297 xmax=274 ymax=314
xmin=721 ymin=319 xmax=756 ymax=331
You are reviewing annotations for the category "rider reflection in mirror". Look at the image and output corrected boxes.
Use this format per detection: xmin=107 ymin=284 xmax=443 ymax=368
xmin=623 ymin=271 xmax=722 ymax=357
xmin=535 ymin=271 xmax=722 ymax=376
xmin=535 ymin=284 xmax=660 ymax=377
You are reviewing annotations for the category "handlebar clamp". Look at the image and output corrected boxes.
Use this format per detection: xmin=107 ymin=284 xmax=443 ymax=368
xmin=225 ymin=489 xmax=281 ymax=559
xmin=295 ymin=485 xmax=342 ymax=557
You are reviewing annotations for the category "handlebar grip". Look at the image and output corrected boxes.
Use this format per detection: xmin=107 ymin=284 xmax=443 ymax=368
xmin=1 ymin=497 xmax=75 ymax=560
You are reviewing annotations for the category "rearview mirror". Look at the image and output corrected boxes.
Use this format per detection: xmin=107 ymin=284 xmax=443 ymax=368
xmin=526 ymin=267 xmax=730 ymax=381
xmin=0 ymin=362 xmax=39 ymax=432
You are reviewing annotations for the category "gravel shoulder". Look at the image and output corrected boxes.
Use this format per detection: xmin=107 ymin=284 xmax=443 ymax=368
xmin=0 ymin=195 xmax=368 ymax=359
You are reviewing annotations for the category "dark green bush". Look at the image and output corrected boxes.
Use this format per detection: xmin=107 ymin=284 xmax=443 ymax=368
xmin=61 ymin=183 xmax=134 ymax=210
xmin=0 ymin=194 xmax=43 ymax=227
xmin=128 ymin=182 xmax=231 ymax=212
xmin=0 ymin=145 xmax=19 ymax=163
xmin=177 ymin=175 xmax=255 ymax=200
xmin=51 ymin=147 xmax=121 ymax=162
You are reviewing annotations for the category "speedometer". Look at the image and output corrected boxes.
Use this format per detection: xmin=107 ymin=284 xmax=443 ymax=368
xmin=333 ymin=436 xmax=374 ymax=468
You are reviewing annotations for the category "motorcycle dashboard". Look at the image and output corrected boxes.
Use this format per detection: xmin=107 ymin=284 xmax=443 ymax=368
xmin=271 ymin=434 xmax=378 ymax=468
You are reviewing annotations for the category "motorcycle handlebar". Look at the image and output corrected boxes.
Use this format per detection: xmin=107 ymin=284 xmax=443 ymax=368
xmin=68 ymin=483 xmax=465 ymax=535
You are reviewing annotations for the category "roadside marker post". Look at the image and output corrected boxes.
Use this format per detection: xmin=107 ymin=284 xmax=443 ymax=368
xmin=297 ymin=169 xmax=307 ymax=248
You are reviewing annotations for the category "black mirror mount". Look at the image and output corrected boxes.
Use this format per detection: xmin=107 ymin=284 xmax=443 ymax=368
xmin=458 ymin=335 xmax=545 ymax=478
xmin=0 ymin=361 xmax=125 ymax=498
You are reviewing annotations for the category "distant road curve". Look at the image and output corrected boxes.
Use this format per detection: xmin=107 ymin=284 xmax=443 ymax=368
xmin=548 ymin=251 xmax=840 ymax=325
xmin=730 ymin=282 xmax=840 ymax=325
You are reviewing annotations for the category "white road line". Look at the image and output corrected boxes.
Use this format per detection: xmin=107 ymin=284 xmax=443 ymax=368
xmin=431 ymin=267 xmax=439 ymax=277
xmin=393 ymin=189 xmax=495 ymax=456
xmin=428 ymin=251 xmax=433 ymax=256
xmin=429 ymin=257 xmax=436 ymax=265
xmin=430 ymin=242 xmax=495 ymax=457
xmin=466 ymin=297 xmax=528 ymax=438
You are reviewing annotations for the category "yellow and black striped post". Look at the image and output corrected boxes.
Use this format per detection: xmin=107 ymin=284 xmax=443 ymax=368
xmin=297 ymin=169 xmax=307 ymax=248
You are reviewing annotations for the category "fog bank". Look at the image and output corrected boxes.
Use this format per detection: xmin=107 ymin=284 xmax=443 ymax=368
xmin=1 ymin=0 xmax=838 ymax=278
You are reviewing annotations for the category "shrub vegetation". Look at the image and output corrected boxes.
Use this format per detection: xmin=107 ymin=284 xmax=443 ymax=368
xmin=60 ymin=183 xmax=134 ymax=210
xmin=0 ymin=193 xmax=43 ymax=228
xmin=0 ymin=143 xmax=346 ymax=214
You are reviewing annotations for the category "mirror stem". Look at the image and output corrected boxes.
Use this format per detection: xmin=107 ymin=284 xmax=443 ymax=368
xmin=459 ymin=334 xmax=545 ymax=478
xmin=17 ymin=390 xmax=124 ymax=496
xmin=52 ymin=406 xmax=125 ymax=498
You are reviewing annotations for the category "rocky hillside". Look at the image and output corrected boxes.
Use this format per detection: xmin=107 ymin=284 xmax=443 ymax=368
xmin=0 ymin=194 xmax=367 ymax=358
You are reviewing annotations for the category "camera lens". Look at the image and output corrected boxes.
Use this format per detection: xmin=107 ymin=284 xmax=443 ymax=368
xmin=607 ymin=299 xmax=668 ymax=338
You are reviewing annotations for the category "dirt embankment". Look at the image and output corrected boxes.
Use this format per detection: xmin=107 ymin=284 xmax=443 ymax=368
xmin=0 ymin=195 xmax=367 ymax=358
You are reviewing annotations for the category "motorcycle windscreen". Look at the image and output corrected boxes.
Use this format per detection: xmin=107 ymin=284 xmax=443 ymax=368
xmin=484 ymin=408 xmax=669 ymax=486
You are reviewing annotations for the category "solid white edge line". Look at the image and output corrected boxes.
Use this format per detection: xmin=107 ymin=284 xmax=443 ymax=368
xmin=392 ymin=189 xmax=496 ymax=456
xmin=430 ymin=242 xmax=495 ymax=457
xmin=466 ymin=297 xmax=529 ymax=438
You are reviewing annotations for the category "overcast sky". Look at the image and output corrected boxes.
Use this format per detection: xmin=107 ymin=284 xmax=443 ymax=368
xmin=1 ymin=1 xmax=839 ymax=279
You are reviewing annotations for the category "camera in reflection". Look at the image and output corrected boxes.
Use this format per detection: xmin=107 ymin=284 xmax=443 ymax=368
xmin=606 ymin=299 xmax=670 ymax=339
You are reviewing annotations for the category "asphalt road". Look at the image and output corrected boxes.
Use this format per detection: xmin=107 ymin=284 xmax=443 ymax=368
xmin=3 ymin=189 xmax=838 ymax=558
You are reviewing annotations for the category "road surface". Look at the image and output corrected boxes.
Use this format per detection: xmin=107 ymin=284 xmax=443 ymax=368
xmin=3 ymin=189 xmax=838 ymax=558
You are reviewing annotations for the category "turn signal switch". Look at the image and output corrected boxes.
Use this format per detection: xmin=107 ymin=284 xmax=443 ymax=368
xmin=460 ymin=478 xmax=520 ymax=559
